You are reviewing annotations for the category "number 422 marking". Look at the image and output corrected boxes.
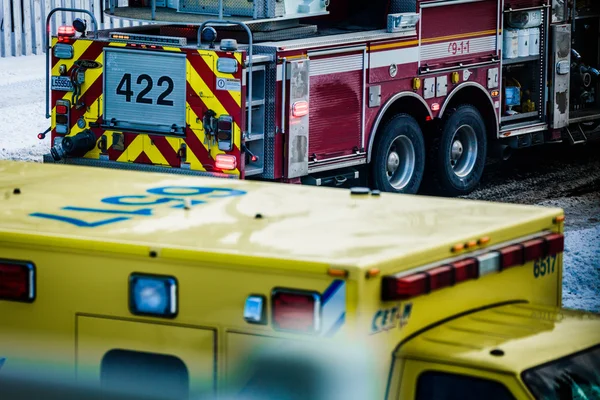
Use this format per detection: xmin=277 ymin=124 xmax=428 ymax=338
xmin=116 ymin=73 xmax=174 ymax=106
xmin=533 ymin=255 xmax=558 ymax=278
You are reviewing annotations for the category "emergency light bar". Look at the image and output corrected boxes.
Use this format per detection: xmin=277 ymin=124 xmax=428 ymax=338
xmin=129 ymin=273 xmax=178 ymax=318
xmin=381 ymin=232 xmax=564 ymax=301
xmin=109 ymin=33 xmax=187 ymax=47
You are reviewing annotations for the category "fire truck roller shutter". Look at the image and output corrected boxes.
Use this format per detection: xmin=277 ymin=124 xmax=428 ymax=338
xmin=370 ymin=113 xmax=425 ymax=194
xmin=425 ymin=105 xmax=487 ymax=197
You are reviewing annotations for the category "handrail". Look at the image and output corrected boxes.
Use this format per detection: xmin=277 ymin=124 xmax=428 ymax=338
xmin=198 ymin=20 xmax=253 ymax=139
xmin=45 ymin=8 xmax=99 ymax=119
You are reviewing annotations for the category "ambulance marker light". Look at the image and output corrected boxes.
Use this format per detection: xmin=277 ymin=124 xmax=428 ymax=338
xmin=271 ymin=289 xmax=321 ymax=333
xmin=478 ymin=236 xmax=491 ymax=245
xmin=215 ymin=154 xmax=236 ymax=170
xmin=129 ymin=273 xmax=177 ymax=318
xmin=328 ymin=268 xmax=349 ymax=278
xmin=381 ymin=273 xmax=428 ymax=301
xmin=498 ymin=244 xmax=525 ymax=269
xmin=366 ymin=268 xmax=380 ymax=278
xmin=522 ymin=238 xmax=545 ymax=262
xmin=0 ymin=260 xmax=36 ymax=303
xmin=451 ymin=258 xmax=479 ymax=282
xmin=466 ymin=240 xmax=478 ymax=249
xmin=554 ymin=215 xmax=565 ymax=224
xmin=544 ymin=233 xmax=564 ymax=255
xmin=427 ymin=265 xmax=454 ymax=290
xmin=243 ymin=295 xmax=267 ymax=324
xmin=451 ymin=243 xmax=465 ymax=252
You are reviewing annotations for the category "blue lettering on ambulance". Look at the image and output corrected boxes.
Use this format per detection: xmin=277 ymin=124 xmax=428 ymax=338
xmin=0 ymin=357 xmax=5 ymax=371
xmin=30 ymin=213 xmax=130 ymax=228
xmin=29 ymin=186 xmax=247 ymax=228
xmin=371 ymin=303 xmax=412 ymax=334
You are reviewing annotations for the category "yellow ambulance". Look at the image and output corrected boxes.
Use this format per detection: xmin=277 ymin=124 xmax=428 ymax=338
xmin=0 ymin=160 xmax=599 ymax=400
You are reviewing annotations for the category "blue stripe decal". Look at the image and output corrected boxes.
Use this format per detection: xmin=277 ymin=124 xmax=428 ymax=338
xmin=325 ymin=312 xmax=346 ymax=337
xmin=0 ymin=358 xmax=5 ymax=371
xmin=322 ymin=279 xmax=344 ymax=305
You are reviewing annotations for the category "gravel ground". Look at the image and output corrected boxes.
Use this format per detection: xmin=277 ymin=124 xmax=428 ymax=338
xmin=0 ymin=54 xmax=598 ymax=313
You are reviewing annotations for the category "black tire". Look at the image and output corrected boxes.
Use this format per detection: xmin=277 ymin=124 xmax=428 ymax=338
xmin=370 ymin=114 xmax=426 ymax=194
xmin=426 ymin=105 xmax=487 ymax=196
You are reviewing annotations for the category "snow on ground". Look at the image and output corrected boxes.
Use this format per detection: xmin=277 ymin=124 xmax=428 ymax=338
xmin=562 ymin=225 xmax=600 ymax=313
xmin=0 ymin=53 xmax=599 ymax=313
xmin=0 ymin=55 xmax=50 ymax=161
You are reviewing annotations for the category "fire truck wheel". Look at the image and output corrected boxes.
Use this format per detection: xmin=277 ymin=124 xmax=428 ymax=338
xmin=371 ymin=114 xmax=425 ymax=194
xmin=427 ymin=105 xmax=487 ymax=196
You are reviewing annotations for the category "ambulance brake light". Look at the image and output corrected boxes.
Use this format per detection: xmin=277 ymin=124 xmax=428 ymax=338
xmin=451 ymin=258 xmax=479 ymax=282
xmin=272 ymin=289 xmax=320 ymax=334
xmin=498 ymin=244 xmax=525 ymax=270
xmin=56 ymin=105 xmax=68 ymax=114
xmin=522 ymin=238 xmax=545 ymax=262
xmin=544 ymin=233 xmax=564 ymax=255
xmin=0 ymin=260 xmax=36 ymax=303
xmin=381 ymin=233 xmax=564 ymax=301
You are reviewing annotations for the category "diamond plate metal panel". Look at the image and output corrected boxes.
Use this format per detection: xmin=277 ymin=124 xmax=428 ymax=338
xmin=253 ymin=45 xmax=278 ymax=179
xmin=179 ymin=0 xmax=268 ymax=17
xmin=389 ymin=0 xmax=416 ymax=13
xmin=104 ymin=48 xmax=187 ymax=134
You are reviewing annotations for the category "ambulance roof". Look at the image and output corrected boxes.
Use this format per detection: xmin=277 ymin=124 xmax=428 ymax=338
xmin=0 ymin=161 xmax=563 ymax=274
xmin=397 ymin=303 xmax=600 ymax=373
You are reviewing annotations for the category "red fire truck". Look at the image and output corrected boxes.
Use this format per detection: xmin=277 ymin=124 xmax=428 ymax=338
xmin=40 ymin=0 xmax=600 ymax=196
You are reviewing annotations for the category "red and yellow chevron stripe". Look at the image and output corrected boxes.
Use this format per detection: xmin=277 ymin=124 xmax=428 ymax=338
xmin=50 ymin=38 xmax=245 ymax=177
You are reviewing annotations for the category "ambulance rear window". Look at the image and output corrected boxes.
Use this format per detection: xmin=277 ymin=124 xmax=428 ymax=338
xmin=522 ymin=344 xmax=600 ymax=400
xmin=416 ymin=371 xmax=516 ymax=400
xmin=100 ymin=349 xmax=189 ymax=399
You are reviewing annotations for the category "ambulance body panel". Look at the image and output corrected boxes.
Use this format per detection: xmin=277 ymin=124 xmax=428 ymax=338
xmin=0 ymin=160 xmax=585 ymax=400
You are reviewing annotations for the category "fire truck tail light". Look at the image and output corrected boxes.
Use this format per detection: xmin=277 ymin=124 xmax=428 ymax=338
xmin=498 ymin=244 xmax=525 ymax=270
xmin=129 ymin=273 xmax=177 ymax=318
xmin=451 ymin=258 xmax=479 ymax=282
xmin=0 ymin=260 xmax=36 ymax=303
xmin=292 ymin=101 xmax=309 ymax=117
xmin=272 ymin=289 xmax=321 ymax=333
xmin=57 ymin=25 xmax=76 ymax=42
xmin=216 ymin=115 xmax=233 ymax=152
xmin=55 ymin=100 xmax=71 ymax=135
xmin=215 ymin=154 xmax=237 ymax=170
xmin=544 ymin=233 xmax=564 ymax=255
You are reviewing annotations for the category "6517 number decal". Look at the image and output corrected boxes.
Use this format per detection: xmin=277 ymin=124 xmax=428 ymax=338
xmin=116 ymin=73 xmax=175 ymax=106
xmin=533 ymin=255 xmax=558 ymax=278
